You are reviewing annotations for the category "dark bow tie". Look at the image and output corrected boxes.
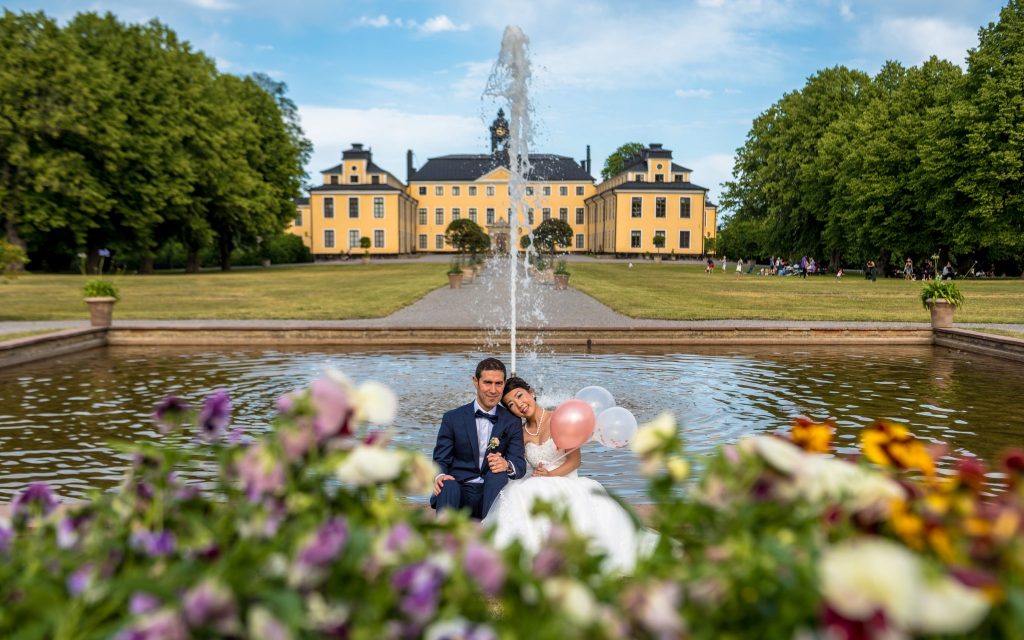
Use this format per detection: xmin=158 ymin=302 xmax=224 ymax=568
xmin=474 ymin=409 xmax=497 ymax=424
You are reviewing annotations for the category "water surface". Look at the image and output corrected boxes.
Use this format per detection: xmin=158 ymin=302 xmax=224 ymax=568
xmin=0 ymin=344 xmax=1021 ymax=501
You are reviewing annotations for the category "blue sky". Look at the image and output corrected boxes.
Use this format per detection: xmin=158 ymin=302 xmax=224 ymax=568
xmin=5 ymin=1 xmax=1007 ymax=205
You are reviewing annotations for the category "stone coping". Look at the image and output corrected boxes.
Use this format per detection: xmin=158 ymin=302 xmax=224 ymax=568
xmin=0 ymin=327 xmax=107 ymax=369
xmin=934 ymin=327 xmax=1024 ymax=364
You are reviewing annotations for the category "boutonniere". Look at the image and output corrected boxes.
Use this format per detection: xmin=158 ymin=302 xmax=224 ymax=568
xmin=487 ymin=437 xmax=500 ymax=452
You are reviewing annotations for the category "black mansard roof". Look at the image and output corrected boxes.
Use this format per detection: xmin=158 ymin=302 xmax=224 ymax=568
xmin=411 ymin=154 xmax=593 ymax=182
xmin=308 ymin=183 xmax=403 ymax=193
xmin=295 ymin=197 xmax=310 ymax=206
xmin=320 ymin=160 xmax=389 ymax=175
xmin=612 ymin=181 xmax=708 ymax=192
xmin=620 ymin=159 xmax=694 ymax=174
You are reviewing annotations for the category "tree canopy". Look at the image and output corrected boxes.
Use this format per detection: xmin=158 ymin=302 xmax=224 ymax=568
xmin=718 ymin=0 xmax=1024 ymax=275
xmin=601 ymin=142 xmax=645 ymax=180
xmin=0 ymin=10 xmax=310 ymax=273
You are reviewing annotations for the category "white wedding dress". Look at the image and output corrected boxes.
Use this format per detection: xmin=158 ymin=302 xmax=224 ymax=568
xmin=482 ymin=439 xmax=651 ymax=572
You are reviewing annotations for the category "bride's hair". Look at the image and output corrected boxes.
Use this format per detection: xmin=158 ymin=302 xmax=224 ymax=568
xmin=500 ymin=376 xmax=532 ymax=409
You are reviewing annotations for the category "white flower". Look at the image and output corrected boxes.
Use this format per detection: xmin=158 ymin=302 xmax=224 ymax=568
xmin=744 ymin=435 xmax=805 ymax=475
xmin=402 ymin=453 xmax=439 ymax=495
xmin=335 ymin=445 xmax=403 ymax=486
xmin=324 ymin=368 xmax=355 ymax=393
xmin=820 ymin=537 xmax=989 ymax=634
xmin=354 ymin=381 xmax=398 ymax=425
xmin=543 ymin=577 xmax=598 ymax=626
xmin=424 ymin=618 xmax=495 ymax=640
xmin=632 ymin=412 xmax=676 ymax=456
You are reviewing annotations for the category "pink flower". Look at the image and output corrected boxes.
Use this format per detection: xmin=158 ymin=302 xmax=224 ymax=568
xmin=183 ymin=579 xmax=239 ymax=634
xmin=464 ymin=541 xmax=505 ymax=596
xmin=236 ymin=443 xmax=286 ymax=502
xmin=198 ymin=390 xmax=231 ymax=442
xmin=311 ymin=376 xmax=352 ymax=441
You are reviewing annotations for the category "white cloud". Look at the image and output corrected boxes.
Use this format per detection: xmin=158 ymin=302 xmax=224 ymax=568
xmin=868 ymin=17 xmax=977 ymax=66
xmin=298 ymin=106 xmax=483 ymax=180
xmin=691 ymin=153 xmax=736 ymax=202
xmin=355 ymin=14 xmax=392 ymax=28
xmin=185 ymin=0 xmax=237 ymax=10
xmin=840 ymin=2 xmax=855 ymax=20
xmin=675 ymin=88 xmax=714 ymax=99
xmin=419 ymin=15 xmax=470 ymax=34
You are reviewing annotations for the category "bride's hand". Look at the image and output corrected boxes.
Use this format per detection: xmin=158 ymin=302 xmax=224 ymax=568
xmin=533 ymin=464 xmax=550 ymax=477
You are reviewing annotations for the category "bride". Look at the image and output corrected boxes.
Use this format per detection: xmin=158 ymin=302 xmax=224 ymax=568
xmin=482 ymin=376 xmax=650 ymax=572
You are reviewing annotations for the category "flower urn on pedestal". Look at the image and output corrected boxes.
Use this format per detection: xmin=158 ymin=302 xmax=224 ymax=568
xmin=82 ymin=279 xmax=120 ymax=327
xmin=927 ymin=299 xmax=955 ymax=329
xmin=920 ymin=280 xmax=964 ymax=330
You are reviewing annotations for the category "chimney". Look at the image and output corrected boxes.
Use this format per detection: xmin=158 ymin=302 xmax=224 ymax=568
xmin=351 ymin=143 xmax=364 ymax=151
xmin=579 ymin=160 xmax=586 ymax=170
xmin=406 ymin=149 xmax=415 ymax=183
xmin=649 ymin=143 xmax=662 ymax=149
xmin=586 ymin=145 xmax=592 ymax=175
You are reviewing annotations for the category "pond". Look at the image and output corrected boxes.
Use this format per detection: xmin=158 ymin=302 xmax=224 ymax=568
xmin=0 ymin=344 xmax=1021 ymax=501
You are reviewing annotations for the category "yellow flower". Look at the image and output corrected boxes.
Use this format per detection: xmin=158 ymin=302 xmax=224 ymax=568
xmin=789 ymin=417 xmax=833 ymax=453
xmin=632 ymin=412 xmax=676 ymax=457
xmin=861 ymin=421 xmax=935 ymax=476
xmin=666 ymin=456 xmax=690 ymax=482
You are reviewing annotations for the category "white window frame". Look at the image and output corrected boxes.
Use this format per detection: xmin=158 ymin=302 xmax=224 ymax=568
xmin=435 ymin=234 xmax=444 ymax=250
xmin=374 ymin=229 xmax=385 ymax=248
xmin=435 ymin=208 xmax=444 ymax=225
xmin=324 ymin=229 xmax=335 ymax=249
xmin=486 ymin=185 xmax=495 ymax=196
xmin=373 ymin=197 xmax=384 ymax=219
xmin=348 ymin=230 xmax=359 ymax=249
xmin=435 ymin=185 xmax=444 ymax=196
xmin=630 ymin=230 xmax=642 ymax=249
xmin=418 ymin=234 xmax=427 ymax=250
xmin=679 ymin=230 xmax=691 ymax=249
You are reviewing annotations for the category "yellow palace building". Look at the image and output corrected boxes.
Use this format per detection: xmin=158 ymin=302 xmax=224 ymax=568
xmin=289 ymin=111 xmax=717 ymax=257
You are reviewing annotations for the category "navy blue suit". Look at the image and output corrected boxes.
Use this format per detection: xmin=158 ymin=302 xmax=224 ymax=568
xmin=430 ymin=401 xmax=526 ymax=518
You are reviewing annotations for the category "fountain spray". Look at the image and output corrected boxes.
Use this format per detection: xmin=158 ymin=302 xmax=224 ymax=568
xmin=484 ymin=26 xmax=533 ymax=375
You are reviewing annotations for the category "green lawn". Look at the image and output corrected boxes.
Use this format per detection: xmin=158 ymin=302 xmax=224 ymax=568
xmin=570 ymin=263 xmax=1024 ymax=323
xmin=0 ymin=329 xmax=59 ymax=342
xmin=0 ymin=264 xmax=445 ymax=320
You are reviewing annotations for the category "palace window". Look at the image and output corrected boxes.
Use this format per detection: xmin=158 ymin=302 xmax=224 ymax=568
xmin=542 ymin=208 xmax=550 ymax=221
xmin=373 ymin=197 xmax=384 ymax=218
xmin=435 ymin=186 xmax=444 ymax=196
xmin=469 ymin=186 xmax=477 ymax=196
xmin=486 ymin=208 xmax=495 ymax=224
xmin=419 ymin=186 xmax=427 ymax=195
xmin=349 ymin=197 xmax=359 ymax=218
xmin=350 ymin=175 xmax=359 ymax=183
xmin=655 ymin=174 xmax=664 ymax=182
xmin=679 ymin=230 xmax=691 ymax=249
xmin=528 ymin=209 xmax=535 ymax=225
xmin=559 ymin=208 xmax=568 ymax=222
xmin=374 ymin=230 xmax=384 ymax=248
xmin=576 ymin=208 xmax=584 ymax=225
xmin=469 ymin=208 xmax=478 ymax=223
xmin=674 ymin=175 xmax=683 ymax=182
xmin=330 ymin=175 xmax=339 ymax=185
xmin=656 ymin=197 xmax=666 ymax=218
xmin=419 ymin=234 xmax=427 ymax=250
xmin=418 ymin=208 xmax=427 ymax=225
xmin=680 ymin=197 xmax=691 ymax=219
xmin=435 ymin=234 xmax=444 ymax=250
xmin=631 ymin=197 xmax=642 ymax=218
xmin=560 ymin=186 xmax=568 ymax=196
xmin=655 ymin=229 xmax=666 ymax=244
xmin=452 ymin=208 xmax=461 ymax=221
xmin=371 ymin=175 xmax=380 ymax=184
xmin=294 ymin=211 xmax=302 ymax=227
xmin=435 ymin=208 xmax=444 ymax=225
xmin=487 ymin=186 xmax=495 ymax=196
xmin=575 ymin=234 xmax=584 ymax=249
xmin=636 ymin=175 xmax=645 ymax=182
xmin=324 ymin=229 xmax=335 ymax=248
xmin=631 ymin=230 xmax=641 ymax=249
xmin=576 ymin=186 xmax=584 ymax=196
xmin=542 ymin=186 xmax=551 ymax=196
xmin=348 ymin=230 xmax=359 ymax=249
xmin=526 ymin=186 xmax=534 ymax=196
xmin=452 ymin=186 xmax=461 ymax=196
xmin=324 ymin=197 xmax=334 ymax=218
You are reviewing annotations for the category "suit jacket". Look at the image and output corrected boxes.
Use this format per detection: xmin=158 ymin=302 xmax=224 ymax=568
xmin=433 ymin=401 xmax=526 ymax=484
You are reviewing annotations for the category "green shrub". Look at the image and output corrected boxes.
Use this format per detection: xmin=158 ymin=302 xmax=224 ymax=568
xmin=82 ymin=279 xmax=120 ymax=300
xmin=555 ymin=259 xmax=570 ymax=275
xmin=920 ymin=280 xmax=965 ymax=309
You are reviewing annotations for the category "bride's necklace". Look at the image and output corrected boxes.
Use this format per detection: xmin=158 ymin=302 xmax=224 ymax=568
xmin=524 ymin=407 xmax=544 ymax=438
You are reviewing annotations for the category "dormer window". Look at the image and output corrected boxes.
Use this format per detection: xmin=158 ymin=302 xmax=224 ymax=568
xmin=674 ymin=175 xmax=683 ymax=182
xmin=331 ymin=175 xmax=339 ymax=185
xmin=636 ymin=175 xmax=645 ymax=182
xmin=371 ymin=175 xmax=380 ymax=184
xmin=655 ymin=174 xmax=664 ymax=182
xmin=350 ymin=175 xmax=358 ymax=183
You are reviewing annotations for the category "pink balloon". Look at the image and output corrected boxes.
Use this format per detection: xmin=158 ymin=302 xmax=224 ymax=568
xmin=549 ymin=399 xmax=595 ymax=450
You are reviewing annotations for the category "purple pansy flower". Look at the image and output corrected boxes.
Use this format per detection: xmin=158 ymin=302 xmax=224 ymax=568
xmin=310 ymin=377 xmax=352 ymax=441
xmin=151 ymin=396 xmax=190 ymax=434
xmin=114 ymin=608 xmax=189 ymax=640
xmin=67 ymin=563 xmax=95 ymax=596
xmin=56 ymin=513 xmax=92 ymax=550
xmin=298 ymin=518 xmax=349 ymax=567
xmin=532 ymin=547 xmax=563 ymax=577
xmin=198 ymin=389 xmax=231 ymax=442
xmin=130 ymin=592 xmax=162 ymax=616
xmin=392 ymin=561 xmax=445 ymax=622
xmin=12 ymin=482 xmax=59 ymax=520
xmin=130 ymin=530 xmax=176 ymax=557
xmin=0 ymin=521 xmax=12 ymax=553
xmin=183 ymin=579 xmax=239 ymax=634
xmin=463 ymin=541 xmax=505 ymax=596
xmin=384 ymin=522 xmax=414 ymax=554
xmin=236 ymin=443 xmax=286 ymax=503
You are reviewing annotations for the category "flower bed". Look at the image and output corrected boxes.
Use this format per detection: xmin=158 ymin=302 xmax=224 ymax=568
xmin=1 ymin=373 xmax=1021 ymax=639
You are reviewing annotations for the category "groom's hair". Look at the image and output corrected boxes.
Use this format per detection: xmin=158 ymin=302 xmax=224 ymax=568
xmin=474 ymin=357 xmax=507 ymax=380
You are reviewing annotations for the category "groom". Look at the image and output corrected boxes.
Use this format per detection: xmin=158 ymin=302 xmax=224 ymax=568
xmin=431 ymin=357 xmax=526 ymax=519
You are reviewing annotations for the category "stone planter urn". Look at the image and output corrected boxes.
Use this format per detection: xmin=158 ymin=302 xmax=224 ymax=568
xmin=448 ymin=273 xmax=463 ymax=289
xmin=554 ymin=274 xmax=570 ymax=290
xmin=654 ymin=255 xmax=663 ymax=264
xmin=361 ymin=255 xmax=370 ymax=265
xmin=461 ymin=267 xmax=475 ymax=283
xmin=84 ymin=297 xmax=117 ymax=327
xmin=926 ymin=299 xmax=955 ymax=329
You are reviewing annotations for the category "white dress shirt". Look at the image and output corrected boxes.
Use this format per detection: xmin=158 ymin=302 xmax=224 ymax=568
xmin=467 ymin=400 xmax=495 ymax=484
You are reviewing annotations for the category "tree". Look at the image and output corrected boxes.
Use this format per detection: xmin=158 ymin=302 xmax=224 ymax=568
xmin=601 ymin=142 xmax=644 ymax=180
xmin=652 ymin=233 xmax=666 ymax=255
xmin=445 ymin=219 xmax=487 ymax=257
xmin=532 ymin=218 xmax=573 ymax=262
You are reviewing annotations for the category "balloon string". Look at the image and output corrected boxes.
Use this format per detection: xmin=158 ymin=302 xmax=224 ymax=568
xmin=535 ymin=446 xmax=579 ymax=471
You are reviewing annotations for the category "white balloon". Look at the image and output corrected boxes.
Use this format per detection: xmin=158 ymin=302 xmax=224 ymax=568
xmin=574 ymin=386 xmax=616 ymax=416
xmin=594 ymin=407 xmax=638 ymax=449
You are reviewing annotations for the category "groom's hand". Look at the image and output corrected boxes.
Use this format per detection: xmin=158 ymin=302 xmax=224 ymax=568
xmin=433 ymin=474 xmax=454 ymax=496
xmin=486 ymin=452 xmax=508 ymax=474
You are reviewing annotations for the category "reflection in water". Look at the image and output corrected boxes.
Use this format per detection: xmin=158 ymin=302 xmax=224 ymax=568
xmin=0 ymin=345 xmax=1021 ymax=501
